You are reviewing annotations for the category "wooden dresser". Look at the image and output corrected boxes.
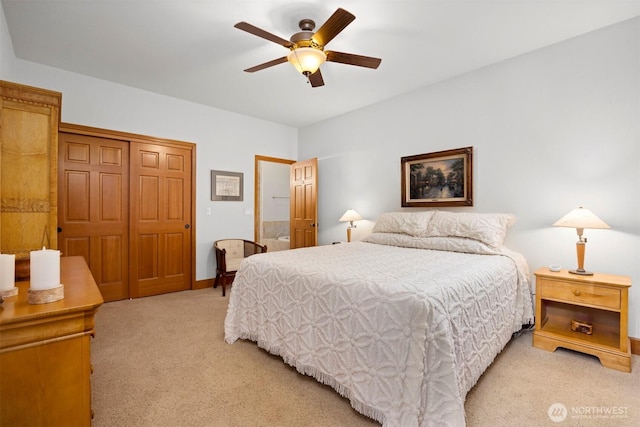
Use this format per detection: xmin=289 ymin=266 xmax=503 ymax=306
xmin=0 ymin=256 xmax=104 ymax=426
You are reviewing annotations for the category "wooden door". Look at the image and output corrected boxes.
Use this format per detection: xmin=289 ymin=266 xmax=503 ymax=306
xmin=58 ymin=133 xmax=130 ymax=301
xmin=290 ymin=158 xmax=318 ymax=249
xmin=130 ymin=142 xmax=192 ymax=297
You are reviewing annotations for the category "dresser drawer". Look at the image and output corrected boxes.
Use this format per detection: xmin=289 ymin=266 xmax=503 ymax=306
xmin=538 ymin=279 xmax=620 ymax=310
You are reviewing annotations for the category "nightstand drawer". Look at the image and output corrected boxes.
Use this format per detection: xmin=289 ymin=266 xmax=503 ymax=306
xmin=538 ymin=279 xmax=620 ymax=310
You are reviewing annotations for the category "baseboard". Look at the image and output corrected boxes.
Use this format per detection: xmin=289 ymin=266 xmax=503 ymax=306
xmin=194 ymin=278 xmax=213 ymax=290
xmin=631 ymin=337 xmax=640 ymax=355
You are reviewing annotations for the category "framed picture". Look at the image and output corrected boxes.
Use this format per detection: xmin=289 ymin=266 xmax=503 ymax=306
xmin=401 ymin=147 xmax=473 ymax=207
xmin=211 ymin=170 xmax=243 ymax=201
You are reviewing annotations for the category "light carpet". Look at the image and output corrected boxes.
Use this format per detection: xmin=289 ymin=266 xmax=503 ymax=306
xmin=91 ymin=287 xmax=639 ymax=426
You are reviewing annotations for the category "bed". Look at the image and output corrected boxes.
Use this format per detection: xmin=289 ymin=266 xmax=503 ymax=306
xmin=224 ymin=211 xmax=534 ymax=426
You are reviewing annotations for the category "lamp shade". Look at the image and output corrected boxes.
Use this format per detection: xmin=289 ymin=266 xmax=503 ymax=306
xmin=553 ymin=207 xmax=610 ymax=230
xmin=287 ymin=47 xmax=326 ymax=75
xmin=339 ymin=209 xmax=362 ymax=223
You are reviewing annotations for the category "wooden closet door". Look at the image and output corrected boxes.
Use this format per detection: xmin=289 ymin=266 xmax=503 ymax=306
xmin=130 ymin=142 xmax=192 ymax=297
xmin=58 ymin=132 xmax=130 ymax=301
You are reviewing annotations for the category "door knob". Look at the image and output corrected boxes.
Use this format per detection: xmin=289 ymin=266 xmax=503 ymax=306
xmin=185 ymin=224 xmax=191 ymax=229
xmin=310 ymin=223 xmax=316 ymax=227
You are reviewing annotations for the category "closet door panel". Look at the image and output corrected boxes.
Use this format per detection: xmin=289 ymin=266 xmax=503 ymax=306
xmin=58 ymin=133 xmax=129 ymax=301
xmin=130 ymin=142 xmax=192 ymax=297
xmin=61 ymin=237 xmax=90 ymax=262
xmin=100 ymin=173 xmax=123 ymax=221
xmin=164 ymin=232 xmax=184 ymax=277
xmin=66 ymin=171 xmax=90 ymax=221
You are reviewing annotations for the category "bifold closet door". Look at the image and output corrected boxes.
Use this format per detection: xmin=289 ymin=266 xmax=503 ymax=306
xmin=130 ymin=142 xmax=192 ymax=298
xmin=58 ymin=133 xmax=130 ymax=301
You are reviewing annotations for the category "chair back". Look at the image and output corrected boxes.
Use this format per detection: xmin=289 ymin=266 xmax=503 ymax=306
xmin=214 ymin=239 xmax=267 ymax=274
xmin=216 ymin=239 xmax=244 ymax=259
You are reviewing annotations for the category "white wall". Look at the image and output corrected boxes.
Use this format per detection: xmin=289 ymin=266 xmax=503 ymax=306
xmin=0 ymin=3 xmax=298 ymax=281
xmin=0 ymin=4 xmax=15 ymax=79
xmin=299 ymin=18 xmax=640 ymax=338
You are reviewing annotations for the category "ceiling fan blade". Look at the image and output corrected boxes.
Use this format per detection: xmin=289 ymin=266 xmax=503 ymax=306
xmin=244 ymin=56 xmax=288 ymax=73
xmin=326 ymin=51 xmax=382 ymax=69
xmin=312 ymin=8 xmax=355 ymax=47
xmin=308 ymin=69 xmax=325 ymax=87
xmin=234 ymin=22 xmax=294 ymax=48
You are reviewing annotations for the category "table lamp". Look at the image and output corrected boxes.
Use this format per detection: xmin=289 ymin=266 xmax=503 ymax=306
xmin=553 ymin=207 xmax=610 ymax=276
xmin=339 ymin=209 xmax=362 ymax=242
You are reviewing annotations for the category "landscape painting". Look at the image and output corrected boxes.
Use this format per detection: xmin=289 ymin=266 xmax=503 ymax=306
xmin=401 ymin=147 xmax=473 ymax=207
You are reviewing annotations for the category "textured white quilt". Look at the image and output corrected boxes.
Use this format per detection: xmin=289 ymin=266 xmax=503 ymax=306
xmin=225 ymin=237 xmax=534 ymax=426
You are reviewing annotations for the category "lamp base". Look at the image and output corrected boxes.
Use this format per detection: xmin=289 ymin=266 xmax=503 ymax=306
xmin=569 ymin=269 xmax=594 ymax=276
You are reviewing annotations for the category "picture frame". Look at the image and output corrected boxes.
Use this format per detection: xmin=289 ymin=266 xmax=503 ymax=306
xmin=401 ymin=147 xmax=473 ymax=207
xmin=211 ymin=170 xmax=243 ymax=201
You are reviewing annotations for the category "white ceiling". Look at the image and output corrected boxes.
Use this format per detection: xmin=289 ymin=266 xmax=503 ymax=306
xmin=3 ymin=1 xmax=639 ymax=128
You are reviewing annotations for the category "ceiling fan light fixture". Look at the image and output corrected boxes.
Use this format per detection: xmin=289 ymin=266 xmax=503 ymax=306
xmin=287 ymin=47 xmax=326 ymax=75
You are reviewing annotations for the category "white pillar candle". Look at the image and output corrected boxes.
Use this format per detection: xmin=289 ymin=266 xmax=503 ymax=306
xmin=0 ymin=253 xmax=15 ymax=291
xmin=30 ymin=248 xmax=61 ymax=290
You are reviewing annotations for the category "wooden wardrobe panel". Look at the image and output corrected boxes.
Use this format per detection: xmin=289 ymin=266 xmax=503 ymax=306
xmin=1 ymin=81 xmax=61 ymax=258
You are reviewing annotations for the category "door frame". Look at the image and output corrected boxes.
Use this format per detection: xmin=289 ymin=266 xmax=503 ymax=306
xmin=254 ymin=155 xmax=295 ymax=243
xmin=59 ymin=122 xmax=197 ymax=291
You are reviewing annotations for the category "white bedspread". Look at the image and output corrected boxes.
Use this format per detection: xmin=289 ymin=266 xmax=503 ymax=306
xmin=224 ymin=239 xmax=533 ymax=426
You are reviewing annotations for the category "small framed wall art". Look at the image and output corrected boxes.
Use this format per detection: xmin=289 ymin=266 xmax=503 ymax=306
xmin=401 ymin=146 xmax=473 ymax=207
xmin=211 ymin=170 xmax=243 ymax=201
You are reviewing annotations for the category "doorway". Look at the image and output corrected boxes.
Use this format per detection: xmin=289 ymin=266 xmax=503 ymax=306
xmin=254 ymin=155 xmax=294 ymax=251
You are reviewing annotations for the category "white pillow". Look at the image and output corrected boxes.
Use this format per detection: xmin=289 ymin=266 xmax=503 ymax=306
xmin=363 ymin=233 xmax=497 ymax=255
xmin=371 ymin=211 xmax=434 ymax=236
xmin=426 ymin=211 xmax=516 ymax=248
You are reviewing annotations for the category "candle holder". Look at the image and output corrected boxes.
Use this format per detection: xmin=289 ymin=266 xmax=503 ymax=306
xmin=0 ymin=286 xmax=18 ymax=298
xmin=28 ymin=284 xmax=64 ymax=304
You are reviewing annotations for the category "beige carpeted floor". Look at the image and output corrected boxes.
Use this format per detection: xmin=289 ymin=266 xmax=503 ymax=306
xmin=91 ymin=287 xmax=639 ymax=426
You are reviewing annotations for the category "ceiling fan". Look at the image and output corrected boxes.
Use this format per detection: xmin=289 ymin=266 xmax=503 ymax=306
xmin=234 ymin=8 xmax=381 ymax=87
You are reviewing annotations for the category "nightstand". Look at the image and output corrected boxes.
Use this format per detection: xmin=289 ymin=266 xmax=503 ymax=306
xmin=533 ymin=267 xmax=631 ymax=372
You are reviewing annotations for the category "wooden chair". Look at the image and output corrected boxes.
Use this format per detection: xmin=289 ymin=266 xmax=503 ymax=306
xmin=214 ymin=239 xmax=267 ymax=296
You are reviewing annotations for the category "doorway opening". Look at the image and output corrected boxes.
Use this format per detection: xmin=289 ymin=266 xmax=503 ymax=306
xmin=254 ymin=155 xmax=294 ymax=251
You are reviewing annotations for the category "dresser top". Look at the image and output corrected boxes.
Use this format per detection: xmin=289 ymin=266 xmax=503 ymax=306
xmin=1 ymin=256 xmax=104 ymax=326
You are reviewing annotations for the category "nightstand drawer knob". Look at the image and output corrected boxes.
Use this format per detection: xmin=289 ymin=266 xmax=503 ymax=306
xmin=573 ymin=290 xmax=582 ymax=296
